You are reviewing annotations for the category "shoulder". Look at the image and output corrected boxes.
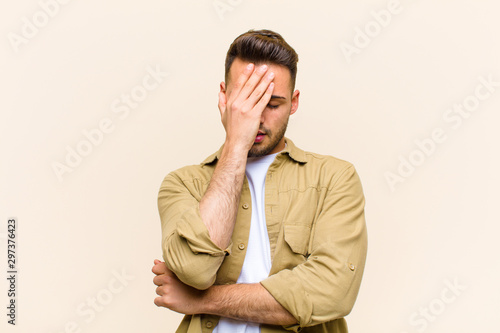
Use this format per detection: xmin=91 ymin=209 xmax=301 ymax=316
xmin=282 ymin=140 xmax=361 ymax=191
xmin=285 ymin=136 xmax=354 ymax=174
xmin=162 ymin=142 xmax=225 ymax=184
xmin=303 ymin=150 xmax=354 ymax=171
xmin=161 ymin=163 xmax=214 ymax=186
xmin=306 ymin=151 xmax=358 ymax=188
xmin=158 ymin=163 xmax=214 ymax=200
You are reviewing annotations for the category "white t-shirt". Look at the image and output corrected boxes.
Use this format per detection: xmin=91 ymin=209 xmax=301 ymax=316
xmin=213 ymin=147 xmax=283 ymax=333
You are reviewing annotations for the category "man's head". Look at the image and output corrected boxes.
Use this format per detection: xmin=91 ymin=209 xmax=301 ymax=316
xmin=224 ymin=29 xmax=299 ymax=93
xmin=221 ymin=29 xmax=300 ymax=157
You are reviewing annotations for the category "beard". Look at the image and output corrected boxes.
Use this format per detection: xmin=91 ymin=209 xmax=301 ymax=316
xmin=248 ymin=116 xmax=289 ymax=157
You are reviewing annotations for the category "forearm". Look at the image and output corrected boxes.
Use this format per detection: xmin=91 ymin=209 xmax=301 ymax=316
xmin=199 ymin=143 xmax=247 ymax=249
xmin=201 ymin=283 xmax=297 ymax=326
xmin=199 ymin=63 xmax=274 ymax=249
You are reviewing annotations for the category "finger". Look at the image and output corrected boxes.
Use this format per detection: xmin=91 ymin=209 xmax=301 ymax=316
xmin=152 ymin=261 xmax=168 ymax=275
xmin=153 ymin=259 xmax=162 ymax=267
xmin=253 ymin=82 xmax=275 ymax=114
xmin=246 ymin=71 xmax=274 ymax=108
xmin=154 ymin=296 xmax=165 ymax=307
xmin=153 ymin=274 xmax=166 ymax=286
xmin=152 ymin=264 xmax=161 ymax=275
xmin=236 ymin=64 xmax=269 ymax=102
xmin=229 ymin=63 xmax=254 ymax=99
xmin=155 ymin=285 xmax=164 ymax=296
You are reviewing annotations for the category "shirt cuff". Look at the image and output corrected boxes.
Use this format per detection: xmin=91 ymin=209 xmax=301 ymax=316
xmin=260 ymin=270 xmax=313 ymax=330
xmin=175 ymin=205 xmax=232 ymax=256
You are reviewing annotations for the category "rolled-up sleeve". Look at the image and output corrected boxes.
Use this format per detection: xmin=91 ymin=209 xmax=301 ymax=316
xmin=260 ymin=164 xmax=368 ymax=331
xmin=158 ymin=172 xmax=231 ymax=290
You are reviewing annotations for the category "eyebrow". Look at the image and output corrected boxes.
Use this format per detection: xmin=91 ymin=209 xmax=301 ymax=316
xmin=271 ymin=95 xmax=286 ymax=100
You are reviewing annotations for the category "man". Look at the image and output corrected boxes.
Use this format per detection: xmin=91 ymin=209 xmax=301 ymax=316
xmin=152 ymin=29 xmax=367 ymax=333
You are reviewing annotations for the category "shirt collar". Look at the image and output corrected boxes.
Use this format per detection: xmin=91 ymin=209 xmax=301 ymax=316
xmin=200 ymin=136 xmax=307 ymax=165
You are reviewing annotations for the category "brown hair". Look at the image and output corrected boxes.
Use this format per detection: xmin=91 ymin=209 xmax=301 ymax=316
xmin=225 ymin=29 xmax=299 ymax=91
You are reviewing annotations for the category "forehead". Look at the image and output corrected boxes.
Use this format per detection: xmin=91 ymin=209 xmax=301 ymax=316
xmin=228 ymin=57 xmax=292 ymax=92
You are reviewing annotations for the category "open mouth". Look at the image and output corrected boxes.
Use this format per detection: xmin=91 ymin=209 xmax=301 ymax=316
xmin=255 ymin=133 xmax=266 ymax=142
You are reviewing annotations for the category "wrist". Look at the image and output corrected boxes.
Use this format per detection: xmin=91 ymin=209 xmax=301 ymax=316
xmin=223 ymin=138 xmax=251 ymax=157
xmin=220 ymin=142 xmax=248 ymax=169
xmin=199 ymin=285 xmax=219 ymax=315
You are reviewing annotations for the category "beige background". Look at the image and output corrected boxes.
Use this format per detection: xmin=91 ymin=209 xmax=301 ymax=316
xmin=1 ymin=0 xmax=499 ymax=332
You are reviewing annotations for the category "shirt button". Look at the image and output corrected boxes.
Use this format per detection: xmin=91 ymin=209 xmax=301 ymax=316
xmin=238 ymin=243 xmax=245 ymax=250
xmin=349 ymin=263 xmax=355 ymax=271
xmin=242 ymin=203 xmax=249 ymax=209
xmin=206 ymin=321 xmax=213 ymax=328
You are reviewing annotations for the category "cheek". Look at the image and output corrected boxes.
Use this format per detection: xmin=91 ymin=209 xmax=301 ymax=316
xmin=277 ymin=107 xmax=291 ymax=120
xmin=266 ymin=113 xmax=288 ymax=129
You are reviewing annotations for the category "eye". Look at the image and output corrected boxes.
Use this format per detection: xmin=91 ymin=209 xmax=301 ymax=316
xmin=267 ymin=104 xmax=279 ymax=109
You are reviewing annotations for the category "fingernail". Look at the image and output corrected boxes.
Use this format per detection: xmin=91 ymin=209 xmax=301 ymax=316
xmin=247 ymin=63 xmax=254 ymax=70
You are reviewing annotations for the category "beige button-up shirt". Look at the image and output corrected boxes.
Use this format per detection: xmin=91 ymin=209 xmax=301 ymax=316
xmin=158 ymin=137 xmax=368 ymax=333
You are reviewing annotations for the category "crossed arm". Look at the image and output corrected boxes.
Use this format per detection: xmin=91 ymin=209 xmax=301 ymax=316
xmin=152 ymin=259 xmax=296 ymax=325
xmin=154 ymin=160 xmax=367 ymax=328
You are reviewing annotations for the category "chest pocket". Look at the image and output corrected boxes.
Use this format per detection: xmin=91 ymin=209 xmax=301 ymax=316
xmin=284 ymin=224 xmax=311 ymax=256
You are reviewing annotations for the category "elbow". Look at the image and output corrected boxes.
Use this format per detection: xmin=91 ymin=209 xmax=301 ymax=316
xmin=174 ymin=265 xmax=216 ymax=290
xmin=162 ymin=243 xmax=222 ymax=290
xmin=187 ymin=276 xmax=216 ymax=291
xmin=301 ymin=299 xmax=354 ymax=328
xmin=321 ymin=286 xmax=361 ymax=322
xmin=304 ymin=286 xmax=360 ymax=326
xmin=160 ymin=223 xmax=228 ymax=290
xmin=164 ymin=253 xmax=218 ymax=290
xmin=335 ymin=300 xmax=355 ymax=319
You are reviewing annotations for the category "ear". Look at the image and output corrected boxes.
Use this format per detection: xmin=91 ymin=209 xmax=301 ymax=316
xmin=218 ymin=81 xmax=227 ymax=117
xmin=290 ymin=89 xmax=300 ymax=115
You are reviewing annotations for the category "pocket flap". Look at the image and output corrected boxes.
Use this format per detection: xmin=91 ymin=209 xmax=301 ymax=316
xmin=284 ymin=224 xmax=311 ymax=255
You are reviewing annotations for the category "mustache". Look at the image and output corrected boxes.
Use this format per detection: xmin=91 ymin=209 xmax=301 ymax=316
xmin=259 ymin=128 xmax=269 ymax=135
